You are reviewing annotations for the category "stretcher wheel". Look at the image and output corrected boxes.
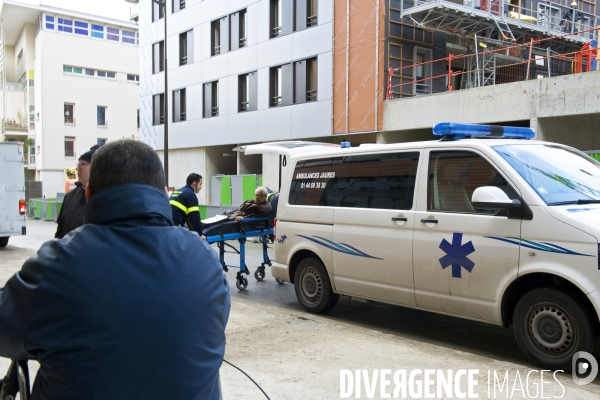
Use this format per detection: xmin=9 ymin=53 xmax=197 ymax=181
xmin=236 ymin=277 xmax=248 ymax=291
xmin=276 ymin=278 xmax=285 ymax=285
xmin=254 ymin=269 xmax=265 ymax=281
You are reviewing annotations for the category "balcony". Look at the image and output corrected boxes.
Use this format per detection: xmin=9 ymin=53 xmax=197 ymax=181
xmin=2 ymin=118 xmax=28 ymax=134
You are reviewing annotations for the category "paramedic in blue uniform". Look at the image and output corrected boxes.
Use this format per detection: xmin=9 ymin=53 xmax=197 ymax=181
xmin=0 ymin=140 xmax=230 ymax=399
xmin=170 ymin=173 xmax=205 ymax=239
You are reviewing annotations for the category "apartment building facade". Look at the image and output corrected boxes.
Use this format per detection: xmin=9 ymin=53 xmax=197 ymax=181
xmin=140 ymin=0 xmax=599 ymax=201
xmin=0 ymin=0 xmax=139 ymax=197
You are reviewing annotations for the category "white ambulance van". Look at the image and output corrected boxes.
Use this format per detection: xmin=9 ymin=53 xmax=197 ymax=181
xmin=243 ymin=123 xmax=600 ymax=370
xmin=0 ymin=142 xmax=27 ymax=247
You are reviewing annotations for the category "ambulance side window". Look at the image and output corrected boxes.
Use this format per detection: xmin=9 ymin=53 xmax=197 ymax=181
xmin=428 ymin=150 xmax=508 ymax=214
xmin=335 ymin=152 xmax=420 ymax=210
xmin=289 ymin=157 xmax=343 ymax=206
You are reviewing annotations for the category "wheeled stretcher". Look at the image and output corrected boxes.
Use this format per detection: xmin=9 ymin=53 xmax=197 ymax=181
xmin=203 ymin=217 xmax=279 ymax=290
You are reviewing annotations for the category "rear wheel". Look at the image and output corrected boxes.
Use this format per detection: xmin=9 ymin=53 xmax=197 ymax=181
xmin=0 ymin=237 xmax=9 ymax=248
xmin=513 ymin=288 xmax=596 ymax=371
xmin=294 ymin=257 xmax=339 ymax=313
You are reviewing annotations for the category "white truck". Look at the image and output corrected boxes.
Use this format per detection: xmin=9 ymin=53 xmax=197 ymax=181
xmin=0 ymin=142 xmax=26 ymax=247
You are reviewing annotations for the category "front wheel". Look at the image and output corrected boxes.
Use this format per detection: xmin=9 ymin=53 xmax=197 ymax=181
xmin=0 ymin=237 xmax=9 ymax=248
xmin=513 ymin=288 xmax=596 ymax=371
xmin=294 ymin=257 xmax=339 ymax=313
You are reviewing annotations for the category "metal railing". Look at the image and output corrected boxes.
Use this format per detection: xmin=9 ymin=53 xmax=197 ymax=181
xmin=307 ymin=15 xmax=318 ymax=27
xmin=271 ymin=96 xmax=282 ymax=106
xmin=239 ymin=37 xmax=247 ymax=47
xmin=212 ymin=106 xmax=219 ymax=116
xmin=240 ymin=101 xmax=249 ymax=111
xmin=271 ymin=26 xmax=282 ymax=37
xmin=386 ymin=28 xmax=599 ymax=100
xmin=213 ymin=46 xmax=220 ymax=56
xmin=180 ymin=112 xmax=186 ymax=121
xmin=2 ymin=118 xmax=27 ymax=133
xmin=307 ymin=90 xmax=317 ymax=101
xmin=180 ymin=55 xmax=188 ymax=65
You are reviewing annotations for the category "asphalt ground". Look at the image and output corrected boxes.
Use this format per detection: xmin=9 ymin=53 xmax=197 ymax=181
xmin=1 ymin=218 xmax=600 ymax=399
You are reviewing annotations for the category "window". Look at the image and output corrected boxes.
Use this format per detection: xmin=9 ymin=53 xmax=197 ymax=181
xmin=58 ymin=17 xmax=73 ymax=33
xmin=97 ymin=138 xmax=106 ymax=146
xmin=107 ymin=27 xmax=120 ymax=41
xmin=238 ymin=72 xmax=257 ymax=112
xmin=64 ymin=137 xmax=75 ymax=157
xmin=173 ymin=0 xmax=186 ymax=13
xmin=211 ymin=17 xmax=228 ymax=56
xmin=97 ymin=70 xmax=107 ymax=77
xmin=153 ymin=41 xmax=165 ymax=73
xmin=45 ymin=15 xmax=55 ymax=30
xmin=97 ymin=106 xmax=107 ymax=126
xmin=17 ymin=49 xmax=23 ymax=64
xmin=74 ymin=21 xmax=88 ymax=36
xmin=270 ymin=64 xmax=293 ymax=106
xmin=152 ymin=1 xmax=164 ymax=22
xmin=230 ymin=9 xmax=247 ymax=51
xmin=414 ymin=48 xmax=432 ymax=95
xmin=64 ymin=103 xmax=74 ymax=124
xmin=294 ymin=57 xmax=318 ymax=104
xmin=137 ymin=109 xmax=140 ymax=129
xmin=63 ymin=65 xmax=73 ymax=73
xmin=91 ymin=24 xmax=104 ymax=39
xmin=74 ymin=67 xmax=82 ymax=74
xmin=179 ymin=30 xmax=193 ymax=65
xmin=270 ymin=0 xmax=283 ymax=37
xmin=307 ymin=0 xmax=318 ymax=27
xmin=203 ymin=81 xmax=219 ymax=118
xmin=173 ymin=89 xmax=186 ymax=122
xmin=127 ymin=74 xmax=139 ymax=82
xmin=107 ymin=71 xmax=116 ymax=78
xmin=289 ymin=153 xmax=420 ymax=209
xmin=85 ymin=69 xmax=95 ymax=76
xmin=122 ymin=29 xmax=136 ymax=44
xmin=153 ymin=94 xmax=164 ymax=125
xmin=427 ymin=151 xmax=509 ymax=214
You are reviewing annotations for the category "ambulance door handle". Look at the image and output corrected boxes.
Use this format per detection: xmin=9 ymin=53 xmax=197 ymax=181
xmin=421 ymin=218 xmax=439 ymax=224
xmin=391 ymin=217 xmax=407 ymax=222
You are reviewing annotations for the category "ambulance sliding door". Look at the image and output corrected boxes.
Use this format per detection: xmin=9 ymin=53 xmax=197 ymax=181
xmin=332 ymin=151 xmax=421 ymax=307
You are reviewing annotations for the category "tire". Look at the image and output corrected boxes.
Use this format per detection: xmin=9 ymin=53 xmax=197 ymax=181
xmin=254 ymin=268 xmax=265 ymax=281
xmin=0 ymin=237 xmax=8 ymax=248
xmin=294 ymin=257 xmax=339 ymax=314
xmin=236 ymin=277 xmax=248 ymax=291
xmin=513 ymin=287 xmax=596 ymax=371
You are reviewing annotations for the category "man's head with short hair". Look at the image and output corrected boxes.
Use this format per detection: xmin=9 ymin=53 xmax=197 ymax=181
xmin=254 ymin=186 xmax=268 ymax=204
xmin=87 ymin=140 xmax=165 ymax=196
xmin=186 ymin=173 xmax=203 ymax=194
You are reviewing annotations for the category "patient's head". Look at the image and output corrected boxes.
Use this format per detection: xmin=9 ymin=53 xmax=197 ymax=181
xmin=254 ymin=187 xmax=268 ymax=204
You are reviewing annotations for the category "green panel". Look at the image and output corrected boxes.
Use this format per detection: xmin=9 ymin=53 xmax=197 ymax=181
xmin=199 ymin=205 xmax=207 ymax=220
xmin=34 ymin=200 xmax=43 ymax=218
xmin=46 ymin=203 xmax=54 ymax=219
xmin=57 ymin=202 xmax=62 ymax=216
xmin=220 ymin=176 xmax=231 ymax=206
xmin=258 ymin=175 xmax=263 ymax=187
xmin=242 ymin=175 xmax=257 ymax=202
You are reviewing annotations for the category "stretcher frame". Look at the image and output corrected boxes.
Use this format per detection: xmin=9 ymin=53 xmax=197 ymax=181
xmin=204 ymin=217 xmax=280 ymax=290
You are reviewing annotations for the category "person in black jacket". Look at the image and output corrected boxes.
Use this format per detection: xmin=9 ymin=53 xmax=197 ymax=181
xmin=170 ymin=173 xmax=205 ymax=239
xmin=54 ymin=144 xmax=101 ymax=238
xmin=558 ymin=1 xmax=585 ymax=33
xmin=0 ymin=140 xmax=230 ymax=399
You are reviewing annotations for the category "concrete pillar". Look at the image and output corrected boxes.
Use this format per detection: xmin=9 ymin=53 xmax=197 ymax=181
xmin=204 ymin=145 xmax=237 ymax=204
xmin=530 ymin=117 xmax=545 ymax=141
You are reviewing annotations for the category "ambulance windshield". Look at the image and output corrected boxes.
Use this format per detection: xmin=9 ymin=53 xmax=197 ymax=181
xmin=494 ymin=144 xmax=600 ymax=205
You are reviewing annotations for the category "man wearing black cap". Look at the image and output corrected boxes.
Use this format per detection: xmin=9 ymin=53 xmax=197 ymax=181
xmin=55 ymin=144 xmax=101 ymax=238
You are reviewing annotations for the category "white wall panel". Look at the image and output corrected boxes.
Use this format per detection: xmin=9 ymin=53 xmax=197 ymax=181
xmin=185 ymin=83 xmax=204 ymax=122
xmin=291 ymin=23 xmax=332 ymax=61
xmin=256 ymin=66 xmax=269 ymax=110
xmin=319 ymin=0 xmax=334 ymax=24
xmin=200 ymin=21 xmax=211 ymax=61
xmin=257 ymin=106 xmax=292 ymax=142
xmin=226 ymin=75 xmax=238 ymax=116
xmin=291 ymin=101 xmax=332 ymax=138
xmin=202 ymin=55 xmax=229 ymax=82
xmin=256 ymin=0 xmax=269 ymax=44
xmin=201 ymin=116 xmax=228 ymax=146
xmin=257 ymin=35 xmax=293 ymax=69
xmin=228 ymin=112 xmax=258 ymax=144
xmin=201 ymin=0 xmax=228 ymax=23
xmin=227 ymin=46 xmax=258 ymax=76
xmin=247 ymin=4 xmax=259 ymax=47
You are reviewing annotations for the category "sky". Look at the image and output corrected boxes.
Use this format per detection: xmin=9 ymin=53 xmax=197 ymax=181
xmin=15 ymin=0 xmax=137 ymax=21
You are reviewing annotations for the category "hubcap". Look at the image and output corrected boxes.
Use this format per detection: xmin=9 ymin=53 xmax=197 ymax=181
xmin=300 ymin=267 xmax=322 ymax=304
xmin=527 ymin=303 xmax=574 ymax=356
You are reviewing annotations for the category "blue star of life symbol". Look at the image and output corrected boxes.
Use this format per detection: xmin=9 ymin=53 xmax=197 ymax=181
xmin=439 ymin=233 xmax=475 ymax=278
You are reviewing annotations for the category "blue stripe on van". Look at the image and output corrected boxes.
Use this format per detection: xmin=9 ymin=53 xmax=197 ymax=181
xmin=296 ymin=235 xmax=383 ymax=260
xmin=485 ymin=236 xmax=593 ymax=257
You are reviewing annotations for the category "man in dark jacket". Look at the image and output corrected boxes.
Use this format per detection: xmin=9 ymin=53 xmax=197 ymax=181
xmin=0 ymin=140 xmax=230 ymax=399
xmin=54 ymin=144 xmax=100 ymax=238
xmin=226 ymin=186 xmax=272 ymax=221
xmin=559 ymin=1 xmax=585 ymax=33
xmin=170 ymin=173 xmax=204 ymax=238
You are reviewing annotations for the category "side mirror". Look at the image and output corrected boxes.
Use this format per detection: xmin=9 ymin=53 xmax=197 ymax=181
xmin=471 ymin=186 xmax=521 ymax=211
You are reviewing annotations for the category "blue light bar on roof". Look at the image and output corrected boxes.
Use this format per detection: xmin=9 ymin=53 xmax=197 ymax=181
xmin=432 ymin=122 xmax=535 ymax=140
